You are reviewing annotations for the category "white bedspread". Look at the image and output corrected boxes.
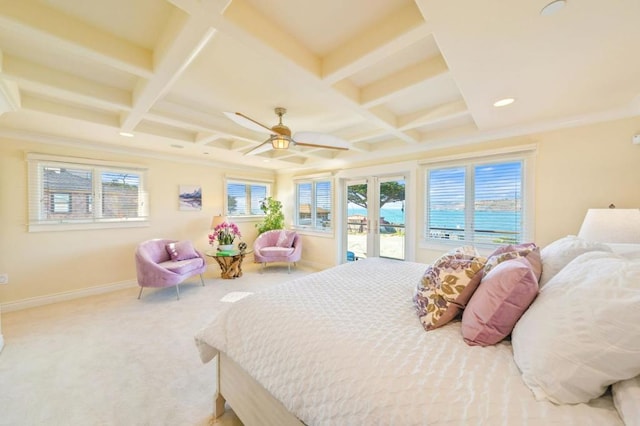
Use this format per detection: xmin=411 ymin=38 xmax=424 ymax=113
xmin=195 ymin=258 xmax=622 ymax=425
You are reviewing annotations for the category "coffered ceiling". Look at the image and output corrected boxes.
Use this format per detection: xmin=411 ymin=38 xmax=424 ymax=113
xmin=0 ymin=0 xmax=638 ymax=172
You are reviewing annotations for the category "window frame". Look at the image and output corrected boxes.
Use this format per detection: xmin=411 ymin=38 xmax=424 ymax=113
xmin=421 ymin=148 xmax=535 ymax=250
xmin=224 ymin=178 xmax=272 ymax=219
xmin=27 ymin=153 xmax=149 ymax=232
xmin=293 ymin=178 xmax=334 ymax=234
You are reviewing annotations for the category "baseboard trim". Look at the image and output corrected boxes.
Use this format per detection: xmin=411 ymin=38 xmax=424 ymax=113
xmin=297 ymin=259 xmax=333 ymax=271
xmin=1 ymin=279 xmax=138 ymax=313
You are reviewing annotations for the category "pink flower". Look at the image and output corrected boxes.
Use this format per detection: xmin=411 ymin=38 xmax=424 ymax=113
xmin=208 ymin=221 xmax=242 ymax=245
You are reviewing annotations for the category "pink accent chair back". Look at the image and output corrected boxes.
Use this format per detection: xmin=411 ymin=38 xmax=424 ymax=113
xmin=253 ymin=230 xmax=302 ymax=273
xmin=135 ymin=238 xmax=206 ymax=300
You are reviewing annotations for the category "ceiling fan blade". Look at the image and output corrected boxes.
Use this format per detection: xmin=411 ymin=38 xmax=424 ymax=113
xmin=244 ymin=140 xmax=273 ymax=156
xmin=224 ymin=111 xmax=273 ymax=134
xmin=293 ymin=132 xmax=350 ymax=150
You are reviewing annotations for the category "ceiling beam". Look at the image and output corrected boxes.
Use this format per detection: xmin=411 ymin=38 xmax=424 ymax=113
xmin=360 ymin=56 xmax=448 ymax=108
xmin=398 ymin=100 xmax=470 ymax=131
xmin=1 ymin=54 xmax=131 ymax=111
xmin=119 ymin=9 xmax=217 ymax=132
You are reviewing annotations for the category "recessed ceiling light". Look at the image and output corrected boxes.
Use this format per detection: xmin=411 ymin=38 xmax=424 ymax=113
xmin=493 ymin=98 xmax=515 ymax=107
xmin=119 ymin=131 xmax=134 ymax=137
xmin=540 ymin=0 xmax=566 ymax=16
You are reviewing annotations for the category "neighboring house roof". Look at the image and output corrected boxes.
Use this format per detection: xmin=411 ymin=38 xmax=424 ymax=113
xmin=44 ymin=169 xmax=92 ymax=192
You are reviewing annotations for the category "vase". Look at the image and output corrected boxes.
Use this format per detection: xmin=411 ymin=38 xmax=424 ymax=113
xmin=218 ymin=244 xmax=234 ymax=251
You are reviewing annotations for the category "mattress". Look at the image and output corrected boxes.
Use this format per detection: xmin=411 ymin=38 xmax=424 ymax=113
xmin=195 ymin=257 xmax=622 ymax=425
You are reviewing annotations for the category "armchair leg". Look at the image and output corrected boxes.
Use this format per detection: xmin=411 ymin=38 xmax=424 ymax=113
xmin=288 ymin=263 xmax=291 ymax=274
xmin=137 ymin=287 xmax=143 ymax=299
xmin=175 ymin=284 xmax=180 ymax=300
xmin=199 ymin=274 xmax=205 ymax=286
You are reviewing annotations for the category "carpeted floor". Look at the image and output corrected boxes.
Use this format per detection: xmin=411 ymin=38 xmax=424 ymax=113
xmin=0 ymin=263 xmax=313 ymax=426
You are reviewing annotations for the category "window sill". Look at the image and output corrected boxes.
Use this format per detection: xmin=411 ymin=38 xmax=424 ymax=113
xmin=419 ymin=239 xmax=499 ymax=257
xmin=291 ymin=226 xmax=334 ymax=238
xmin=28 ymin=220 xmax=150 ymax=233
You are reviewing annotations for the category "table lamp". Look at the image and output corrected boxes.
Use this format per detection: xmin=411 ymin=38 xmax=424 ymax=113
xmin=577 ymin=208 xmax=640 ymax=243
xmin=211 ymin=214 xmax=227 ymax=229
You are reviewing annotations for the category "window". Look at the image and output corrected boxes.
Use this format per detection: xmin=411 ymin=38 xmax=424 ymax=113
xmin=295 ymin=179 xmax=333 ymax=232
xmin=51 ymin=193 xmax=71 ymax=213
xmin=425 ymin=154 xmax=532 ymax=246
xmin=28 ymin=154 xmax=148 ymax=231
xmin=226 ymin=179 xmax=270 ymax=217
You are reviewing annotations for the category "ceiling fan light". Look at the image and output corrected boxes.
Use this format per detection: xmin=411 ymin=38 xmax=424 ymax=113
xmin=271 ymin=135 xmax=290 ymax=149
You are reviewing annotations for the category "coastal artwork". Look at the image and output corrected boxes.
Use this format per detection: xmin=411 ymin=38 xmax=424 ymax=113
xmin=179 ymin=185 xmax=202 ymax=211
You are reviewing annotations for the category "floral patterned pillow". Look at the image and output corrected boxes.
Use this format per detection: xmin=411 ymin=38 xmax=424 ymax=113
xmin=414 ymin=246 xmax=487 ymax=331
xmin=484 ymin=242 xmax=542 ymax=281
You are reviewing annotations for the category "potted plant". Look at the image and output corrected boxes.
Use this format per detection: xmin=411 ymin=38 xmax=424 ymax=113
xmin=209 ymin=221 xmax=242 ymax=250
xmin=256 ymin=197 xmax=285 ymax=234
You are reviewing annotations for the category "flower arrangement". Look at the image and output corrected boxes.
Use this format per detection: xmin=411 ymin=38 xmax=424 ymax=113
xmin=209 ymin=221 xmax=241 ymax=246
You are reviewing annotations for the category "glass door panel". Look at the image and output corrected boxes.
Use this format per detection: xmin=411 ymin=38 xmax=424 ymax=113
xmin=346 ymin=180 xmax=368 ymax=261
xmin=378 ymin=177 xmax=405 ymax=260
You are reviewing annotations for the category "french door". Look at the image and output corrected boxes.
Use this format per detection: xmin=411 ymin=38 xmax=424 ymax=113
xmin=344 ymin=175 xmax=406 ymax=261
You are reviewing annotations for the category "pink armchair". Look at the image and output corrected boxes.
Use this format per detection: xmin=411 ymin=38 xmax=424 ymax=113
xmin=135 ymin=239 xmax=207 ymax=300
xmin=253 ymin=230 xmax=302 ymax=273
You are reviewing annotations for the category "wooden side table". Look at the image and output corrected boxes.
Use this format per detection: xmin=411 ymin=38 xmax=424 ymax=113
xmin=206 ymin=249 xmax=252 ymax=279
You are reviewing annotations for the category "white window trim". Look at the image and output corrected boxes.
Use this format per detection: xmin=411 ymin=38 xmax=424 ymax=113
xmin=292 ymin=177 xmax=334 ymax=235
xmin=420 ymin=146 xmax=536 ymax=251
xmin=26 ymin=153 xmax=149 ymax=232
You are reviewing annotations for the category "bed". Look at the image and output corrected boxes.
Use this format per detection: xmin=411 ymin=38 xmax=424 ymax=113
xmin=194 ymin=238 xmax=640 ymax=425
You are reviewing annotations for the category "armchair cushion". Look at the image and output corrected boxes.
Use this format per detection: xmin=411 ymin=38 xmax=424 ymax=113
xmin=166 ymin=240 xmax=199 ymax=261
xmin=159 ymin=258 xmax=205 ymax=275
xmin=260 ymin=246 xmax=295 ymax=257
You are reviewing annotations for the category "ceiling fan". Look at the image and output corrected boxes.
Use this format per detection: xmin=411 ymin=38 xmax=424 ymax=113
xmin=223 ymin=107 xmax=350 ymax=156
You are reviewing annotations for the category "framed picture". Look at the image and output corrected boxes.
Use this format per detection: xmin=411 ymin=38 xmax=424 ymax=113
xmin=179 ymin=185 xmax=202 ymax=211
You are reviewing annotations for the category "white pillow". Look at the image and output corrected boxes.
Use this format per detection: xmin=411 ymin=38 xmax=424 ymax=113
xmin=539 ymin=235 xmax=612 ymax=287
xmin=612 ymin=376 xmax=640 ymax=426
xmin=512 ymin=251 xmax=640 ymax=404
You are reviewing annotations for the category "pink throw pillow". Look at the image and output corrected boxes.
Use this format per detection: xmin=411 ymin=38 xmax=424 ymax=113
xmin=166 ymin=240 xmax=199 ymax=261
xmin=276 ymin=230 xmax=296 ymax=248
xmin=485 ymin=242 xmax=542 ymax=282
xmin=461 ymin=257 xmax=538 ymax=346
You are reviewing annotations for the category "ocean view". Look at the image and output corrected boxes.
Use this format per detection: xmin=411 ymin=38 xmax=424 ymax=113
xmin=348 ymin=208 xmax=522 ymax=232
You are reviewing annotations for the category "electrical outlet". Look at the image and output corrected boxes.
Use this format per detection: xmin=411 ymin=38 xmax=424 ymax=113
xmin=0 ymin=273 xmax=8 ymax=284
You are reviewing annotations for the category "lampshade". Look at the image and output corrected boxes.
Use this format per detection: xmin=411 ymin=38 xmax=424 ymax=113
xmin=577 ymin=208 xmax=640 ymax=243
xmin=271 ymin=135 xmax=290 ymax=149
xmin=211 ymin=214 xmax=227 ymax=229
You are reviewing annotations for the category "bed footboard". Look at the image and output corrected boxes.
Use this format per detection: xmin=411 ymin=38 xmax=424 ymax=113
xmin=215 ymin=352 xmax=303 ymax=426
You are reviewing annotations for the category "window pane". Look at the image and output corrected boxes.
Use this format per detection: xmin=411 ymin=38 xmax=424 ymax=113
xmin=43 ymin=167 xmax=93 ymax=220
xmin=474 ymin=161 xmax=522 ymax=244
xmin=101 ymin=172 xmax=141 ymax=219
xmin=427 ymin=167 xmax=465 ymax=241
xmin=297 ymin=183 xmax=312 ymax=226
xmin=250 ymin=185 xmax=266 ymax=215
xmin=315 ymin=181 xmax=331 ymax=229
xmin=227 ymin=183 xmax=246 ymax=215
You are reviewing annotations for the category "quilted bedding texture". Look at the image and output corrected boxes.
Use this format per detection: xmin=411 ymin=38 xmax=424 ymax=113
xmin=194 ymin=257 xmax=622 ymax=426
